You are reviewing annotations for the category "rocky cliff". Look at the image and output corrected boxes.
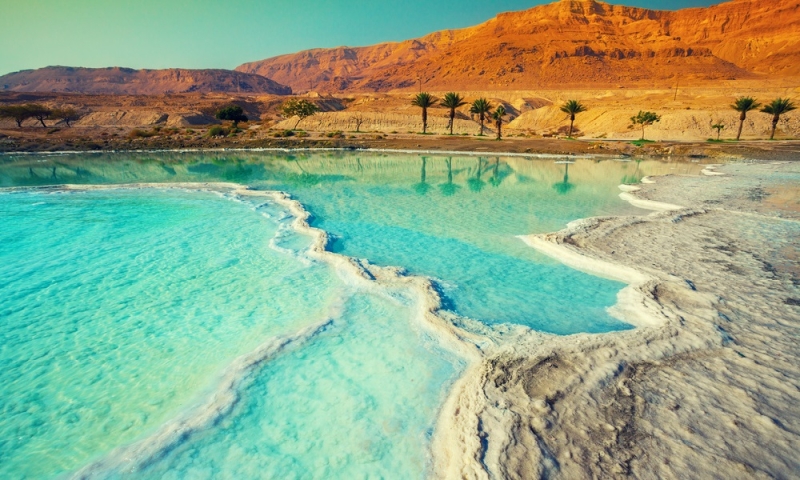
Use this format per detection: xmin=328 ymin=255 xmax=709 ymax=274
xmin=0 ymin=67 xmax=292 ymax=95
xmin=236 ymin=0 xmax=800 ymax=92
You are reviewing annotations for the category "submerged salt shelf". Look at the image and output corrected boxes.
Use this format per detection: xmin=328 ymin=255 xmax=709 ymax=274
xmin=0 ymin=152 xmax=706 ymax=478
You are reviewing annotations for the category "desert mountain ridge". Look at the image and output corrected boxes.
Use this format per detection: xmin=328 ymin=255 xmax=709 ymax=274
xmin=237 ymin=0 xmax=800 ymax=92
xmin=0 ymin=66 xmax=292 ymax=95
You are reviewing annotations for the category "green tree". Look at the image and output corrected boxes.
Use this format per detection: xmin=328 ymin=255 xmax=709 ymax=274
xmin=440 ymin=92 xmax=467 ymax=135
xmin=470 ymin=98 xmax=492 ymax=136
xmin=630 ymin=111 xmax=661 ymax=140
xmin=215 ymin=105 xmax=248 ymax=126
xmin=492 ymin=105 xmax=506 ymax=140
xmin=281 ymin=99 xmax=319 ymax=130
xmin=411 ymin=92 xmax=437 ymax=134
xmin=731 ymin=96 xmax=760 ymax=141
xmin=51 ymin=108 xmax=81 ymax=127
xmin=761 ymin=98 xmax=796 ymax=140
xmin=0 ymin=105 xmax=34 ymax=127
xmin=711 ymin=122 xmax=725 ymax=140
xmin=24 ymin=104 xmax=52 ymax=127
xmin=559 ymin=100 xmax=587 ymax=138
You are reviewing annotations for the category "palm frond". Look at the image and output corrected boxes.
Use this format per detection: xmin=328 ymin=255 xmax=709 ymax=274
xmin=441 ymin=92 xmax=467 ymax=109
xmin=732 ymin=96 xmax=760 ymax=112
xmin=559 ymin=100 xmax=587 ymax=115
xmin=761 ymin=97 xmax=796 ymax=115
xmin=411 ymin=92 xmax=437 ymax=108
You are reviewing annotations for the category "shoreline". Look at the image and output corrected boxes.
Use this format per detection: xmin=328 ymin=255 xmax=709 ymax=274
xmin=439 ymin=160 xmax=799 ymax=478
xmin=4 ymin=157 xmax=798 ymax=478
xmin=3 ymin=132 xmax=800 ymax=162
xmin=8 ymin=182 xmax=483 ymax=478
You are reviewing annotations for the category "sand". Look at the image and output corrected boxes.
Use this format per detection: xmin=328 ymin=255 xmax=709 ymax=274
xmin=431 ymin=160 xmax=800 ymax=479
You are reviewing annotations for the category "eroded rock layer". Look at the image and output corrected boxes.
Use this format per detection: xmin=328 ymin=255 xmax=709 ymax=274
xmin=237 ymin=0 xmax=800 ymax=92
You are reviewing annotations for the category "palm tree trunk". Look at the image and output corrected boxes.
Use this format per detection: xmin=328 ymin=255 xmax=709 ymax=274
xmin=422 ymin=108 xmax=428 ymax=134
xmin=496 ymin=119 xmax=502 ymax=140
xmin=449 ymin=109 xmax=455 ymax=135
xmin=568 ymin=115 xmax=575 ymax=138
xmin=479 ymin=116 xmax=484 ymax=136
xmin=736 ymin=114 xmax=745 ymax=141
xmin=771 ymin=115 xmax=779 ymax=140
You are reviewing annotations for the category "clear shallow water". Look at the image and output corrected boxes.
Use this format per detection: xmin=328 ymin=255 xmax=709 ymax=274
xmin=0 ymin=189 xmax=343 ymax=477
xmin=0 ymin=152 xmax=704 ymax=478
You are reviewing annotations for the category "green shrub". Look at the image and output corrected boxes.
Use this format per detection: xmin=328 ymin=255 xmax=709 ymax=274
xmin=326 ymin=131 xmax=344 ymax=138
xmin=272 ymin=130 xmax=295 ymax=138
xmin=128 ymin=129 xmax=156 ymax=139
xmin=207 ymin=126 xmax=229 ymax=137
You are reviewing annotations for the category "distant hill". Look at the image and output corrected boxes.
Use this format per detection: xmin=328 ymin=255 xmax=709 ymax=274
xmin=0 ymin=66 xmax=292 ymax=95
xmin=236 ymin=0 xmax=800 ymax=92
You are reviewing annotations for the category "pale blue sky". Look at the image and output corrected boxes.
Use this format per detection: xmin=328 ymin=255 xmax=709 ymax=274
xmin=0 ymin=0 xmax=720 ymax=76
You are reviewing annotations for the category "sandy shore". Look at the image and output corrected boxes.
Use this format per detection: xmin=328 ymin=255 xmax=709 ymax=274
xmin=3 ymin=124 xmax=800 ymax=162
xmin=433 ymin=160 xmax=799 ymax=478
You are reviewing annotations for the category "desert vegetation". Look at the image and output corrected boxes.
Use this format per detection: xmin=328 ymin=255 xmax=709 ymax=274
xmin=281 ymin=99 xmax=319 ymax=129
xmin=215 ymin=105 xmax=248 ymax=126
xmin=492 ymin=105 xmax=506 ymax=140
xmin=440 ymin=92 xmax=466 ymax=135
xmin=469 ymin=98 xmax=492 ymax=136
xmin=411 ymin=93 xmax=437 ymax=134
xmin=0 ymin=104 xmax=83 ymax=128
xmin=761 ymin=98 xmax=797 ymax=140
xmin=559 ymin=100 xmax=587 ymax=138
xmin=732 ymin=96 xmax=761 ymax=141
xmin=630 ymin=111 xmax=661 ymax=140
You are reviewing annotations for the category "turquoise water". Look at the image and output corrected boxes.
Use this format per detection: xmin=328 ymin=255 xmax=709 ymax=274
xmin=0 ymin=152 xmax=700 ymax=478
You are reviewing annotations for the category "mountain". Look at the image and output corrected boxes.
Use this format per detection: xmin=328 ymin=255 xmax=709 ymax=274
xmin=0 ymin=66 xmax=292 ymax=95
xmin=236 ymin=0 xmax=800 ymax=92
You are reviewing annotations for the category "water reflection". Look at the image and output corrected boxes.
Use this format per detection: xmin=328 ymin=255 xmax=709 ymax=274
xmin=552 ymin=162 xmax=575 ymax=195
xmin=0 ymin=151 xmax=710 ymax=195
xmin=620 ymin=160 xmax=642 ymax=185
xmin=439 ymin=157 xmax=460 ymax=196
xmin=413 ymin=157 xmax=431 ymax=196
xmin=467 ymin=158 xmax=486 ymax=193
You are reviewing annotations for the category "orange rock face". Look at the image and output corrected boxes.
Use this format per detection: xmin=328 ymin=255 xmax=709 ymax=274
xmin=236 ymin=0 xmax=800 ymax=92
xmin=0 ymin=66 xmax=292 ymax=95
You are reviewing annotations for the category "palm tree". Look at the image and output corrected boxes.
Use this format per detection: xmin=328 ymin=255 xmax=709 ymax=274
xmin=470 ymin=98 xmax=492 ymax=136
xmin=411 ymin=92 xmax=437 ymax=134
xmin=559 ymin=100 xmax=587 ymax=138
xmin=440 ymin=92 xmax=467 ymax=135
xmin=731 ymin=97 xmax=760 ymax=141
xmin=492 ymin=105 xmax=506 ymax=140
xmin=711 ymin=123 xmax=725 ymax=140
xmin=761 ymin=98 xmax=796 ymax=140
